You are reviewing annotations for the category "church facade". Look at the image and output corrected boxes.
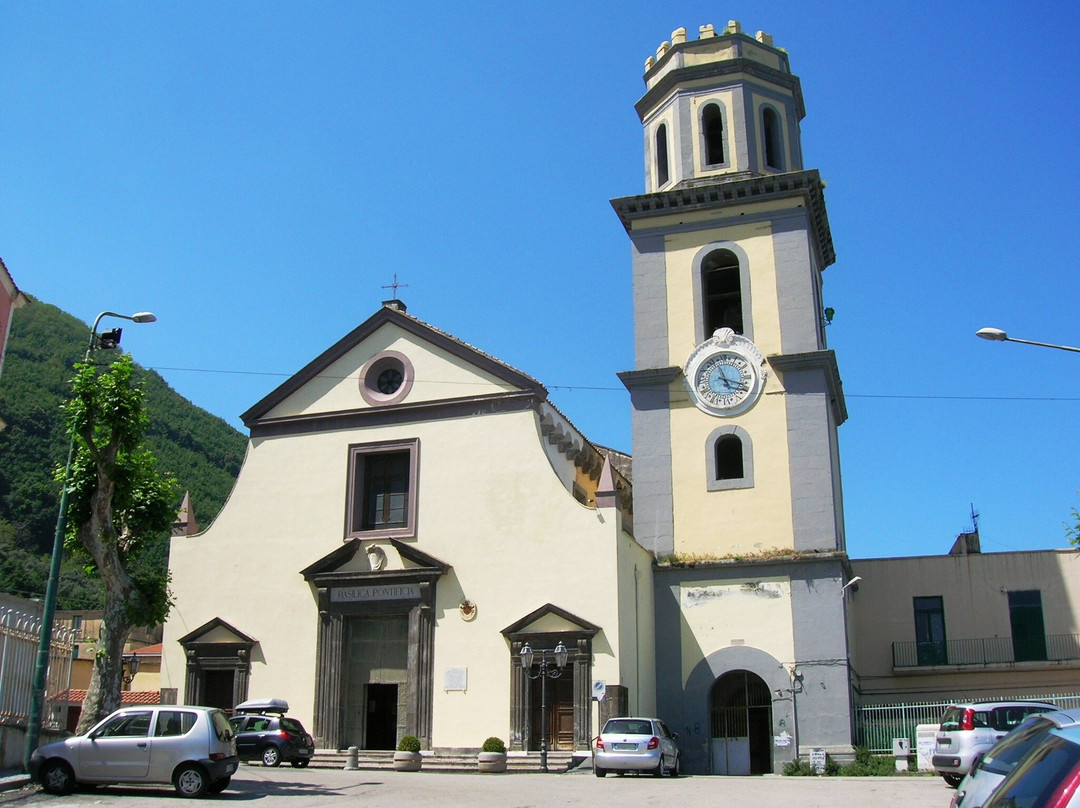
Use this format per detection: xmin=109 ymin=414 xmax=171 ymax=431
xmin=162 ymin=22 xmax=859 ymax=773
xmin=161 ymin=303 xmax=652 ymax=754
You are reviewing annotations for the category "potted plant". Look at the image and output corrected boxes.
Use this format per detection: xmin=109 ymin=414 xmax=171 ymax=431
xmin=393 ymin=735 xmax=422 ymax=772
xmin=478 ymin=736 xmax=507 ymax=773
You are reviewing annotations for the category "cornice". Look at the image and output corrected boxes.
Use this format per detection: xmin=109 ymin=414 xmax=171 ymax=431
xmin=611 ymin=169 xmax=834 ymax=269
xmin=248 ymin=390 xmax=541 ymax=439
xmin=637 ymin=54 xmax=804 ymax=122
xmin=768 ymin=349 xmax=847 ymax=425
xmin=617 ymin=366 xmax=682 ymax=390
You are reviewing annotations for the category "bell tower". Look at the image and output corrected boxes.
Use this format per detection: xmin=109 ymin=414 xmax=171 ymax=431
xmin=615 ymin=22 xmax=854 ymax=773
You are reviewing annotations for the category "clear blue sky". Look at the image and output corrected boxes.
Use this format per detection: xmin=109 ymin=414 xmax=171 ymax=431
xmin=4 ymin=2 xmax=1079 ymax=559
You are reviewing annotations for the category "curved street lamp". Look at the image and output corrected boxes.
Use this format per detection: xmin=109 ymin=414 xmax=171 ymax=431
xmin=519 ymin=642 xmax=569 ymax=772
xmin=23 ymin=310 xmax=157 ymax=770
xmin=976 ymin=327 xmax=1080 ymax=354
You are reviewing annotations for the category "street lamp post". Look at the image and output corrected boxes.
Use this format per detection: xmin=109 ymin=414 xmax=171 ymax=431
xmin=122 ymin=652 xmax=141 ymax=690
xmin=519 ymin=641 xmax=568 ymax=772
xmin=23 ymin=311 xmax=156 ymax=770
xmin=976 ymin=327 xmax=1080 ymax=354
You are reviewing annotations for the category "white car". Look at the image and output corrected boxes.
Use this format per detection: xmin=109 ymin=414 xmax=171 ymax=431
xmin=933 ymin=700 xmax=1056 ymax=786
xmin=29 ymin=704 xmax=238 ymax=798
xmin=594 ymin=716 xmax=680 ymax=777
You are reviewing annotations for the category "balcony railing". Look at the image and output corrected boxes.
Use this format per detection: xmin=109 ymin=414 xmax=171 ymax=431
xmin=893 ymin=634 xmax=1080 ymax=668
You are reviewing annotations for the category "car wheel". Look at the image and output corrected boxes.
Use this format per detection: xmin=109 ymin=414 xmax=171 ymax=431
xmin=943 ymin=773 xmax=963 ymax=788
xmin=40 ymin=759 xmax=76 ymax=795
xmin=207 ymin=776 xmax=230 ymax=794
xmin=262 ymin=745 xmax=282 ymax=767
xmin=595 ymin=766 xmax=607 ymax=777
xmin=290 ymin=758 xmax=310 ymax=768
xmin=174 ymin=764 xmax=209 ymax=798
xmin=670 ymin=753 xmax=681 ymax=778
xmin=653 ymin=757 xmax=665 ymax=777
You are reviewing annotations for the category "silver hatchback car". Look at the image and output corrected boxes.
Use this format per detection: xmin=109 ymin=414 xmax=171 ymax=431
xmin=29 ymin=705 xmax=238 ymax=798
xmin=594 ymin=716 xmax=680 ymax=777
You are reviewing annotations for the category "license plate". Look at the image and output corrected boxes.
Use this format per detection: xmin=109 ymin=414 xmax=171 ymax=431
xmin=299 ymin=749 xmax=311 ymax=756
xmin=614 ymin=743 xmax=637 ymax=750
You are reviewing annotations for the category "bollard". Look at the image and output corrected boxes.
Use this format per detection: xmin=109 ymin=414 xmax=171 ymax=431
xmin=344 ymin=745 xmax=359 ymax=770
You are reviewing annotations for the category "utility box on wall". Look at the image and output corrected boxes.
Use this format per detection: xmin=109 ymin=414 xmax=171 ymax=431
xmin=598 ymin=685 xmax=628 ymax=728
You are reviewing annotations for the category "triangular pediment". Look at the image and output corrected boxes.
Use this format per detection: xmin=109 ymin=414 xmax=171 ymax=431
xmin=301 ymin=539 xmax=449 ymax=586
xmin=177 ymin=617 xmax=256 ymax=647
xmin=501 ymin=603 xmax=600 ymax=638
xmin=242 ymin=303 xmax=545 ymax=426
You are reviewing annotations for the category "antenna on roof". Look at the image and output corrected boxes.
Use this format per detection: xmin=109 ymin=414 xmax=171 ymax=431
xmin=969 ymin=503 xmax=980 ymax=534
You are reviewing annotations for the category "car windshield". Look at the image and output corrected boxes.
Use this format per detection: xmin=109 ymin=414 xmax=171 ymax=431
xmin=985 ymin=735 xmax=1080 ymax=808
xmin=604 ymin=719 xmax=653 ymax=735
xmin=281 ymin=718 xmax=306 ymax=734
xmin=980 ymin=718 xmax=1054 ymax=776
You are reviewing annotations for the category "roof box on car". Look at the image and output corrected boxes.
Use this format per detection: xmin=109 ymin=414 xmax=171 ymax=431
xmin=235 ymin=698 xmax=289 ymax=714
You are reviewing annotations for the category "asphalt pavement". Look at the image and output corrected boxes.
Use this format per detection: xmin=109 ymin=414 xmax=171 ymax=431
xmin=0 ymin=763 xmax=953 ymax=807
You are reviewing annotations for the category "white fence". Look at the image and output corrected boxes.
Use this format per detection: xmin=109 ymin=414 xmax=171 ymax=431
xmin=0 ymin=607 xmax=76 ymax=734
xmin=855 ymin=692 xmax=1080 ymax=755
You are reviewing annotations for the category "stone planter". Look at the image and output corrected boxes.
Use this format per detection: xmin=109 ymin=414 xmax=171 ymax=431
xmin=477 ymin=751 xmax=508 ymax=773
xmin=393 ymin=751 xmax=422 ymax=772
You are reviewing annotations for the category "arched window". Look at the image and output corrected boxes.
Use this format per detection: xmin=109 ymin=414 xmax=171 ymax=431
xmin=707 ymin=426 xmax=753 ymax=491
xmin=702 ymin=103 xmax=725 ymax=165
xmin=715 ymin=434 xmax=743 ymax=480
xmin=762 ymin=106 xmax=784 ymax=171
xmin=655 ymin=123 xmax=670 ymax=186
xmin=702 ymin=249 xmax=742 ymax=335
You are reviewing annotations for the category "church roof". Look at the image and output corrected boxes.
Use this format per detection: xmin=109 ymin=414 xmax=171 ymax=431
xmin=241 ymin=300 xmax=546 ymax=426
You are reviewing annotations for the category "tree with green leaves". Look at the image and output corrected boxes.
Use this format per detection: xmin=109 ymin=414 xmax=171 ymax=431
xmin=61 ymin=353 xmax=178 ymax=732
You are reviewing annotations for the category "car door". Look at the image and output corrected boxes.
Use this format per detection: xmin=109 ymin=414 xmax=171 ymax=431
xmin=148 ymin=709 xmax=199 ymax=782
xmin=230 ymin=716 xmax=255 ymax=759
xmin=79 ymin=710 xmax=153 ymax=780
xmin=657 ymin=721 xmax=678 ymax=765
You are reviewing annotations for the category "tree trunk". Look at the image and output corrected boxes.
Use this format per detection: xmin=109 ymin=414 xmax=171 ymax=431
xmin=74 ymin=463 xmax=139 ymax=733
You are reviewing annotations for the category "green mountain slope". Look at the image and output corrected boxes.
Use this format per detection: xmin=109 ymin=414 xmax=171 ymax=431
xmin=0 ymin=296 xmax=247 ymax=608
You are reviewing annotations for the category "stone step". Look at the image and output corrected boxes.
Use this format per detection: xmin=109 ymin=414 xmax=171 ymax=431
xmin=295 ymin=750 xmax=580 ymax=773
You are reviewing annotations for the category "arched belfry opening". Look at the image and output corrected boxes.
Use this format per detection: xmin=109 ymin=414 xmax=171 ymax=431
xmin=702 ymin=249 xmax=743 ymax=335
xmin=709 ymin=670 xmax=773 ymax=775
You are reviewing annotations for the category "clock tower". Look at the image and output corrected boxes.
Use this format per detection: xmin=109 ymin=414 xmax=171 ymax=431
xmin=614 ymin=23 xmax=855 ymax=773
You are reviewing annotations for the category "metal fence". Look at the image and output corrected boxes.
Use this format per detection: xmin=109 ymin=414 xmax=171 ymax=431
xmin=893 ymin=633 xmax=1080 ymax=668
xmin=855 ymin=692 xmax=1080 ymax=754
xmin=0 ymin=607 xmax=76 ymax=730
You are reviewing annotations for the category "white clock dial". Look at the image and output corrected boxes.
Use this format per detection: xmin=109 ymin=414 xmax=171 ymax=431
xmin=684 ymin=330 xmax=766 ymax=417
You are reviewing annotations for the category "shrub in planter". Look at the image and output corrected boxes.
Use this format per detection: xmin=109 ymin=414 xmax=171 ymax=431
xmin=478 ymin=737 xmax=508 ymax=773
xmin=394 ymin=735 xmax=423 ymax=772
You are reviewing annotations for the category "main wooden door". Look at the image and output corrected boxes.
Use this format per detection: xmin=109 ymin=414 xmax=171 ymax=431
xmin=529 ymin=676 xmax=574 ymax=751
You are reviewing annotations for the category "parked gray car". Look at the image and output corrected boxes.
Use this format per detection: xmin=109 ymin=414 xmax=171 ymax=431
xmin=29 ymin=705 xmax=238 ymax=798
xmin=593 ymin=716 xmax=680 ymax=777
xmin=952 ymin=709 xmax=1080 ymax=808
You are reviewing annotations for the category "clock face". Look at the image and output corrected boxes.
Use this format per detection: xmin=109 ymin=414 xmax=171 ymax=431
xmin=684 ymin=331 xmax=766 ymax=417
xmin=696 ymin=353 xmax=753 ymax=409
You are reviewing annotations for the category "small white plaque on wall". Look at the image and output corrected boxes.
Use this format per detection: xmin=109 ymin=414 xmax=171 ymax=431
xmin=444 ymin=667 xmax=468 ymax=691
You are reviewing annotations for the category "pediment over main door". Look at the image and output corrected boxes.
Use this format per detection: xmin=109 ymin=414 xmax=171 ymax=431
xmin=301 ymin=539 xmax=449 ymax=617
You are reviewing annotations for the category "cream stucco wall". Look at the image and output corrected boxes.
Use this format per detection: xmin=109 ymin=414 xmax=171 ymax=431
xmin=677 ymin=576 xmax=795 ymax=687
xmin=850 ymin=549 xmax=1080 ymax=703
xmin=663 ymin=225 xmax=796 ymax=555
xmin=164 ymin=326 xmax=652 ymax=749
